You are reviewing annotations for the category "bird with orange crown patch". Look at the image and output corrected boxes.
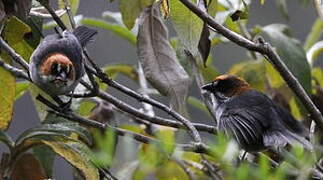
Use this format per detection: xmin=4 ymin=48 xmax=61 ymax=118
xmin=29 ymin=26 xmax=97 ymax=96
xmin=202 ymin=74 xmax=313 ymax=152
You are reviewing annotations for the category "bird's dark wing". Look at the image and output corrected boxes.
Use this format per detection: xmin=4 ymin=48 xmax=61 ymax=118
xmin=219 ymin=104 xmax=270 ymax=151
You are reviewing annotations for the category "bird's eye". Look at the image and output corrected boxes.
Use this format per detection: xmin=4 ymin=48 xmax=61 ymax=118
xmin=51 ymin=63 xmax=58 ymax=74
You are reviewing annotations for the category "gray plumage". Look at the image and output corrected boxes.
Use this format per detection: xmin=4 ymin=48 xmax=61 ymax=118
xmin=29 ymin=26 xmax=97 ymax=95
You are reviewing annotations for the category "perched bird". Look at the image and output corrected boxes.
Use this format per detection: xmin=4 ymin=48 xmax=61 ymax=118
xmin=202 ymin=74 xmax=313 ymax=152
xmin=29 ymin=26 xmax=97 ymax=96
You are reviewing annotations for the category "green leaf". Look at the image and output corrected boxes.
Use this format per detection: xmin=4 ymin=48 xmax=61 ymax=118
xmin=77 ymin=100 xmax=97 ymax=116
xmin=265 ymin=60 xmax=284 ymax=88
xmin=229 ymin=60 xmax=266 ymax=91
xmin=33 ymin=145 xmax=56 ymax=177
xmin=155 ymin=161 xmax=189 ymax=180
xmin=312 ymin=67 xmax=323 ymax=86
xmin=208 ymin=0 xmax=218 ymax=17
xmin=15 ymin=81 xmax=29 ymax=100
xmin=90 ymin=128 xmax=117 ymax=168
xmin=81 ymin=18 xmax=137 ymax=45
xmin=276 ymin=0 xmax=289 ymax=20
xmin=200 ymin=64 xmax=220 ymax=82
xmin=103 ymin=64 xmax=138 ymax=81
xmin=304 ymin=18 xmax=323 ymax=51
xmin=119 ymin=0 xmax=154 ymax=30
xmin=262 ymin=24 xmax=312 ymax=94
xmin=187 ymin=96 xmax=209 ymax=115
xmin=15 ymin=122 xmax=93 ymax=151
xmin=170 ymin=0 xmax=204 ymax=56
xmin=0 ymin=63 xmax=15 ymax=130
xmin=156 ymin=130 xmax=175 ymax=154
xmin=0 ymin=130 xmax=14 ymax=149
xmin=42 ymin=140 xmax=99 ymax=180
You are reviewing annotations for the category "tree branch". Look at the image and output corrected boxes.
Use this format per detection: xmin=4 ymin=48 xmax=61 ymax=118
xmin=178 ymin=0 xmax=323 ymax=131
xmin=0 ymin=38 xmax=29 ymax=72
xmin=37 ymin=95 xmax=211 ymax=154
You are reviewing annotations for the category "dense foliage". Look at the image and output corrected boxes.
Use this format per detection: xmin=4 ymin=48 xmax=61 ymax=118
xmin=0 ymin=0 xmax=323 ymax=179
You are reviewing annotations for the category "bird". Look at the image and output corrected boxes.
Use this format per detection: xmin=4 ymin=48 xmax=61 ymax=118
xmin=29 ymin=26 xmax=97 ymax=96
xmin=201 ymin=74 xmax=313 ymax=152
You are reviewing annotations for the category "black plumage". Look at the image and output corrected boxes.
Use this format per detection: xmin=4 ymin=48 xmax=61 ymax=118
xmin=202 ymin=74 xmax=312 ymax=152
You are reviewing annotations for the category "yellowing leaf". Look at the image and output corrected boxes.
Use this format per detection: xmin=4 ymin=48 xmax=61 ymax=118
xmin=0 ymin=16 xmax=31 ymax=130
xmin=3 ymin=16 xmax=31 ymax=45
xmin=0 ymin=59 xmax=15 ymax=130
xmin=160 ymin=0 xmax=170 ymax=18
xmin=42 ymin=140 xmax=99 ymax=180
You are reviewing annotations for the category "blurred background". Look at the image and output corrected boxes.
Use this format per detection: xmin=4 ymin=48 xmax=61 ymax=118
xmin=0 ymin=0 xmax=320 ymax=179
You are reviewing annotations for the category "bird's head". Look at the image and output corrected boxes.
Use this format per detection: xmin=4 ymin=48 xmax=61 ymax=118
xmin=39 ymin=53 xmax=75 ymax=87
xmin=202 ymin=74 xmax=251 ymax=98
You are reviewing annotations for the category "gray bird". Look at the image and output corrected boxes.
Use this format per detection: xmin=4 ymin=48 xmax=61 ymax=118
xmin=29 ymin=26 xmax=97 ymax=95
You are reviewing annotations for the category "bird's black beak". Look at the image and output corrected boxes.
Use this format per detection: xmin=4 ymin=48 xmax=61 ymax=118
xmin=202 ymin=82 xmax=216 ymax=92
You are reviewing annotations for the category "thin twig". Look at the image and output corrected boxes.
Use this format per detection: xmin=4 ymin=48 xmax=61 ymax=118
xmin=137 ymin=62 xmax=156 ymax=134
xmin=0 ymin=37 xmax=29 ymax=72
xmin=37 ymin=95 xmax=211 ymax=154
xmin=80 ymin=80 xmax=216 ymax=134
xmin=0 ymin=61 xmax=30 ymax=80
xmin=63 ymin=0 xmax=76 ymax=29
xmin=178 ymin=0 xmax=323 ymax=131
xmin=37 ymin=0 xmax=67 ymax=30
xmin=172 ymin=157 xmax=196 ymax=180
xmin=186 ymin=50 xmax=217 ymax=125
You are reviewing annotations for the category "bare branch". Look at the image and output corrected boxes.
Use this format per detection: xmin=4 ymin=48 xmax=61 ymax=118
xmin=0 ymin=38 xmax=29 ymax=71
xmin=37 ymin=0 xmax=67 ymax=30
xmin=0 ymin=60 xmax=30 ymax=80
xmin=63 ymin=0 xmax=76 ymax=29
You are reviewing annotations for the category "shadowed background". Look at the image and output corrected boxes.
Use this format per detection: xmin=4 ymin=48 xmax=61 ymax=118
xmin=0 ymin=0 xmax=320 ymax=179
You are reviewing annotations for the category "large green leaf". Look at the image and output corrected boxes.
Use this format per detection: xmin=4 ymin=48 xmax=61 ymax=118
xmin=12 ymin=125 xmax=98 ymax=179
xmin=119 ymin=0 xmax=154 ymax=30
xmin=81 ymin=18 xmax=137 ymax=45
xmin=262 ymin=24 xmax=312 ymax=94
xmin=169 ymin=0 xmax=204 ymax=56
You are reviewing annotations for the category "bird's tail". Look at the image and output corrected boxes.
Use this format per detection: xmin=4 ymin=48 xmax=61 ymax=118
xmin=73 ymin=26 xmax=98 ymax=47
xmin=264 ymin=131 xmax=313 ymax=151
